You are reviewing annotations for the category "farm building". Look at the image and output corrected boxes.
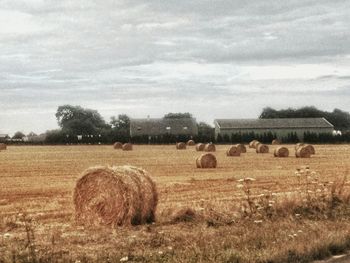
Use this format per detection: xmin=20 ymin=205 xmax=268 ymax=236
xmin=130 ymin=118 xmax=198 ymax=138
xmin=214 ymin=118 xmax=334 ymax=140
xmin=0 ymin=134 xmax=9 ymax=142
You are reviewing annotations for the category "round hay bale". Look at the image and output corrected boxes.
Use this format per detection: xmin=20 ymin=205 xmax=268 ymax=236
xmin=73 ymin=165 xmax=158 ymax=227
xmin=204 ymin=143 xmax=216 ymax=152
xmin=112 ymin=166 xmax=158 ymax=224
xmin=0 ymin=143 xmax=7 ymax=151
xmin=187 ymin=140 xmax=195 ymax=146
xmin=122 ymin=143 xmax=133 ymax=151
xmin=295 ymin=143 xmax=305 ymax=151
xmin=274 ymin=146 xmax=289 ymax=157
xmin=256 ymin=144 xmax=269 ymax=153
xmin=196 ymin=153 xmax=217 ymax=168
xmin=195 ymin=143 xmax=205 ymax=151
xmin=113 ymin=142 xmax=123 ymax=149
xmin=304 ymin=144 xmax=315 ymax=155
xmin=295 ymin=146 xmax=311 ymax=158
xmin=249 ymin=140 xmax=259 ymax=148
xmin=226 ymin=145 xmax=241 ymax=157
xmin=272 ymin=139 xmax=280 ymax=145
xmin=235 ymin=144 xmax=246 ymax=153
xmin=176 ymin=142 xmax=186 ymax=150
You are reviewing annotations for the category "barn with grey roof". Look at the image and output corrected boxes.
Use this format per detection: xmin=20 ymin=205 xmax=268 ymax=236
xmin=214 ymin=118 xmax=334 ymax=140
xmin=130 ymin=118 xmax=198 ymax=138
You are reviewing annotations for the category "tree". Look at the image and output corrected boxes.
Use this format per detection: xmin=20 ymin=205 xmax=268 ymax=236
xmin=55 ymin=105 xmax=108 ymax=134
xmin=110 ymin=114 xmax=130 ymax=131
xmin=163 ymin=112 xmax=193 ymax=119
xmin=12 ymin=131 xmax=25 ymax=140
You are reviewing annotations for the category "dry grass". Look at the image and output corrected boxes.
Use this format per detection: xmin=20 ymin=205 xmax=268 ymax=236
xmin=1 ymin=144 xmax=350 ymax=262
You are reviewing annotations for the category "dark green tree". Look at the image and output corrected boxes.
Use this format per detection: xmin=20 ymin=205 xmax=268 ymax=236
xmin=12 ymin=131 xmax=25 ymax=140
xmin=163 ymin=112 xmax=193 ymax=119
xmin=55 ymin=105 xmax=108 ymax=134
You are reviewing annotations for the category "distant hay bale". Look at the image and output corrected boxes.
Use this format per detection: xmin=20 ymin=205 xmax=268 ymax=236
xmin=295 ymin=143 xmax=305 ymax=151
xmin=295 ymin=146 xmax=311 ymax=158
xmin=256 ymin=144 xmax=269 ymax=153
xmin=304 ymin=144 xmax=315 ymax=155
xmin=272 ymin=139 xmax=280 ymax=145
xmin=0 ymin=143 xmax=7 ymax=151
xmin=187 ymin=140 xmax=195 ymax=146
xmin=122 ymin=143 xmax=133 ymax=151
xmin=226 ymin=145 xmax=241 ymax=157
xmin=249 ymin=140 xmax=259 ymax=148
xmin=196 ymin=153 xmax=217 ymax=168
xmin=235 ymin=144 xmax=246 ymax=153
xmin=113 ymin=142 xmax=123 ymax=149
xmin=204 ymin=143 xmax=216 ymax=152
xmin=195 ymin=143 xmax=205 ymax=151
xmin=274 ymin=146 xmax=289 ymax=157
xmin=255 ymin=142 xmax=261 ymax=150
xmin=176 ymin=142 xmax=186 ymax=150
xmin=73 ymin=165 xmax=158 ymax=227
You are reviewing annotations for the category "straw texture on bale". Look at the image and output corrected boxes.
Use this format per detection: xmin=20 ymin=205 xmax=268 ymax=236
xmin=226 ymin=146 xmax=241 ymax=157
xmin=196 ymin=153 xmax=217 ymax=168
xmin=204 ymin=143 xmax=216 ymax=152
xmin=274 ymin=146 xmax=289 ymax=157
xmin=295 ymin=143 xmax=305 ymax=151
xmin=195 ymin=143 xmax=205 ymax=151
xmin=272 ymin=139 xmax=280 ymax=145
xmin=249 ymin=140 xmax=259 ymax=148
xmin=73 ymin=165 xmax=158 ymax=227
xmin=0 ymin=143 xmax=7 ymax=150
xmin=235 ymin=144 xmax=246 ymax=153
xmin=113 ymin=142 xmax=123 ymax=149
xmin=122 ymin=143 xmax=133 ymax=151
xmin=187 ymin=140 xmax=195 ymax=146
xmin=256 ymin=144 xmax=269 ymax=153
xmin=176 ymin=142 xmax=186 ymax=150
xmin=295 ymin=146 xmax=311 ymax=158
xmin=304 ymin=144 xmax=315 ymax=155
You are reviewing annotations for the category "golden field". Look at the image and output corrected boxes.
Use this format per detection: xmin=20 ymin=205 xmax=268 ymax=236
xmin=1 ymin=144 xmax=350 ymax=263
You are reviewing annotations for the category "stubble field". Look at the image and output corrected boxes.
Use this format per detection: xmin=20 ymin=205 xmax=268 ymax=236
xmin=1 ymin=144 xmax=350 ymax=263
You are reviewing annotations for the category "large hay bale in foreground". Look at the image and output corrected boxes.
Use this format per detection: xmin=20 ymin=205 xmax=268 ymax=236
xmin=176 ymin=142 xmax=186 ymax=150
xmin=235 ymin=144 xmax=246 ymax=153
xmin=295 ymin=146 xmax=311 ymax=158
xmin=196 ymin=153 xmax=217 ymax=168
xmin=187 ymin=140 xmax=195 ymax=146
xmin=256 ymin=144 xmax=269 ymax=153
xmin=226 ymin=145 xmax=241 ymax=157
xmin=204 ymin=143 xmax=216 ymax=152
xmin=274 ymin=146 xmax=289 ymax=157
xmin=304 ymin=144 xmax=315 ymax=155
xmin=0 ymin=143 xmax=7 ymax=151
xmin=272 ymin=139 xmax=280 ymax=145
xmin=73 ymin=166 xmax=158 ymax=227
xmin=122 ymin=143 xmax=133 ymax=151
xmin=113 ymin=142 xmax=123 ymax=149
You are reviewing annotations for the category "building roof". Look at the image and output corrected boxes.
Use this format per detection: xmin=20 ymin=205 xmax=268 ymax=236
xmin=130 ymin=118 xmax=198 ymax=136
xmin=0 ymin=134 xmax=8 ymax=138
xmin=214 ymin=118 xmax=334 ymax=129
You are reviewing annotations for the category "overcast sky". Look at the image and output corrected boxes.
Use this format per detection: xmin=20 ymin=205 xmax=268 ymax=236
xmin=1 ymin=0 xmax=350 ymax=134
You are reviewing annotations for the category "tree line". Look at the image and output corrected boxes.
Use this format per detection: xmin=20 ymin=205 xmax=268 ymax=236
xmin=7 ymin=105 xmax=350 ymax=144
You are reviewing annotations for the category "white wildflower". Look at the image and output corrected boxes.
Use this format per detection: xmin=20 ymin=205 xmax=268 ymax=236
xmin=120 ymin=256 xmax=128 ymax=262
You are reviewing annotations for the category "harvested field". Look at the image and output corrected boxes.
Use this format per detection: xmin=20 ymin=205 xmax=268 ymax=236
xmin=1 ymin=144 xmax=350 ymax=262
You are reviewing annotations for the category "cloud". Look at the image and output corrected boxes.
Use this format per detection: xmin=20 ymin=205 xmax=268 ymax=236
xmin=0 ymin=0 xmax=349 ymax=134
